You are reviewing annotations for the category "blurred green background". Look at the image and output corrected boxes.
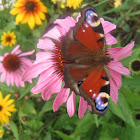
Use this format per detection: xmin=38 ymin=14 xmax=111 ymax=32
xmin=0 ymin=0 xmax=140 ymax=139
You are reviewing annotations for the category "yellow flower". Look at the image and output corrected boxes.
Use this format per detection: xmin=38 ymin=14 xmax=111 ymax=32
xmin=114 ymin=0 xmax=122 ymax=8
xmin=67 ymin=0 xmax=83 ymax=9
xmin=1 ymin=31 xmax=16 ymax=47
xmin=10 ymin=0 xmax=48 ymax=30
xmin=0 ymin=126 xmax=3 ymax=136
xmin=0 ymin=91 xmax=17 ymax=124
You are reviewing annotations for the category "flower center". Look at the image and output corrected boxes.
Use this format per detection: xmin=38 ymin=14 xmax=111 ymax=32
xmin=25 ymin=1 xmax=35 ymax=11
xmin=6 ymin=36 xmax=12 ymax=42
xmin=0 ymin=105 xmax=3 ymax=111
xmin=3 ymin=54 xmax=20 ymax=71
xmin=52 ymin=42 xmax=74 ymax=78
xmin=131 ymin=60 xmax=140 ymax=71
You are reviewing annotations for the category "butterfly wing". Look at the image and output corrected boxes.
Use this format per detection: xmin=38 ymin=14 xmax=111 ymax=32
xmin=62 ymin=5 xmax=110 ymax=115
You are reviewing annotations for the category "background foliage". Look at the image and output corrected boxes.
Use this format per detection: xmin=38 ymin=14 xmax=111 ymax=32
xmin=0 ymin=0 xmax=140 ymax=139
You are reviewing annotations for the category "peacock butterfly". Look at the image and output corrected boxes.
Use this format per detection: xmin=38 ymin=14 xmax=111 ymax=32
xmin=61 ymin=5 xmax=111 ymax=115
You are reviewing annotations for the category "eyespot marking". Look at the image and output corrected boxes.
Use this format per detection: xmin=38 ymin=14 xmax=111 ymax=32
xmin=95 ymin=92 xmax=110 ymax=111
xmin=85 ymin=9 xmax=100 ymax=27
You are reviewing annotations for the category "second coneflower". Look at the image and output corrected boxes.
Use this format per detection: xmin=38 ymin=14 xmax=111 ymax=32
xmin=0 ymin=45 xmax=34 ymax=87
xmin=10 ymin=0 xmax=48 ymax=29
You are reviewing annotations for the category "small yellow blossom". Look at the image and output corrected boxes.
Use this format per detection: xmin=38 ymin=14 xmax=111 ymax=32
xmin=67 ymin=0 xmax=83 ymax=9
xmin=10 ymin=0 xmax=48 ymax=29
xmin=0 ymin=91 xmax=17 ymax=124
xmin=114 ymin=0 xmax=122 ymax=8
xmin=1 ymin=31 xmax=16 ymax=47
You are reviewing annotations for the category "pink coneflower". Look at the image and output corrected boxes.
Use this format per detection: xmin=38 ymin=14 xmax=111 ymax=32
xmin=107 ymin=41 xmax=134 ymax=104
xmin=22 ymin=16 xmax=134 ymax=118
xmin=0 ymin=45 xmax=34 ymax=87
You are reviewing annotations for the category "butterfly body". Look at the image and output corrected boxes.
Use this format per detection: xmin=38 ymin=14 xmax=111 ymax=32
xmin=61 ymin=5 xmax=111 ymax=115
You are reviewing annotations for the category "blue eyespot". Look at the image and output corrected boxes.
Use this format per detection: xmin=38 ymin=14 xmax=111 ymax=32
xmin=95 ymin=92 xmax=109 ymax=111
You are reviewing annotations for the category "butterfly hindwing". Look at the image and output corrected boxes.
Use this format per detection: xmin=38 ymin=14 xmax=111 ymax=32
xmin=80 ymin=69 xmax=110 ymax=115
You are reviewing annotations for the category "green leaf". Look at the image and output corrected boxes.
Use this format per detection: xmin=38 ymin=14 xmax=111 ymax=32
xmin=23 ymin=100 xmax=37 ymax=114
xmin=121 ymin=87 xmax=140 ymax=110
xmin=19 ymin=83 xmax=34 ymax=100
xmin=55 ymin=130 xmax=80 ymax=140
xmin=123 ymin=74 xmax=140 ymax=87
xmin=4 ymin=21 xmax=16 ymax=31
xmin=99 ymin=132 xmax=114 ymax=140
xmin=38 ymin=101 xmax=53 ymax=116
xmin=74 ymin=114 xmax=96 ymax=137
xmin=122 ymin=23 xmax=130 ymax=32
xmin=134 ymin=126 xmax=140 ymax=140
xmin=93 ymin=114 xmax=99 ymax=127
xmin=0 ymin=82 xmax=15 ymax=93
xmin=130 ymin=10 xmax=140 ymax=16
xmin=109 ymin=99 xmax=125 ymax=121
xmin=117 ymin=92 xmax=135 ymax=127
xmin=10 ymin=121 xmax=19 ymax=140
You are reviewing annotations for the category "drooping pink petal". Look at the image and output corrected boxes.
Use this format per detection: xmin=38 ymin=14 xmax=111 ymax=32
xmin=53 ymin=87 xmax=70 ymax=112
xmin=4 ymin=53 xmax=9 ymax=57
xmin=78 ymin=97 xmax=88 ymax=119
xmin=88 ymin=105 xmax=92 ymax=111
xmin=42 ymin=78 xmax=62 ymax=101
xmin=14 ymin=73 xmax=20 ymax=87
xmin=43 ymin=25 xmax=62 ymax=39
xmin=31 ymin=73 xmax=61 ymax=94
xmin=11 ymin=45 xmax=20 ymax=54
xmin=37 ymin=38 xmax=55 ymax=50
xmin=18 ymin=50 xmax=35 ymax=57
xmin=111 ymin=42 xmax=134 ymax=61
xmin=20 ymin=58 xmax=33 ymax=68
xmin=11 ymin=45 xmax=22 ymax=55
xmin=107 ymin=47 xmax=122 ymax=55
xmin=20 ymin=60 xmax=31 ymax=70
xmin=8 ymin=71 xmax=14 ymax=86
xmin=37 ymin=68 xmax=55 ymax=83
xmin=17 ymin=74 xmax=24 ymax=87
xmin=54 ymin=16 xmax=76 ymax=34
xmin=1 ymin=70 xmax=6 ymax=82
xmin=34 ymin=52 xmax=52 ymax=64
xmin=6 ymin=71 xmax=10 ymax=86
xmin=105 ymin=33 xmax=118 ymax=45
xmin=109 ymin=69 xmax=122 ymax=89
xmin=10 ymin=72 xmax=15 ymax=86
xmin=100 ymin=18 xmax=116 ymax=34
xmin=0 ymin=64 xmax=4 ymax=73
xmin=22 ymin=61 xmax=54 ymax=81
xmin=110 ymin=78 xmax=118 ymax=104
xmin=0 ymin=56 xmax=3 ymax=61
xmin=67 ymin=92 xmax=76 ymax=117
xmin=108 ymin=61 xmax=130 ymax=75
